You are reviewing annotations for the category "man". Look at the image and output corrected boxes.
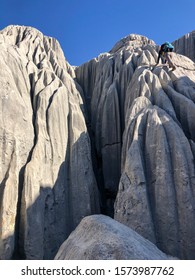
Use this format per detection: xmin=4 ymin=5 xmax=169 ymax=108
xmin=156 ymin=42 xmax=176 ymax=71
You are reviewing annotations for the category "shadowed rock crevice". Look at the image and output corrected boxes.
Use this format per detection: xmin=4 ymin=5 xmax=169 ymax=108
xmin=13 ymin=145 xmax=36 ymax=260
xmin=18 ymin=131 xmax=100 ymax=260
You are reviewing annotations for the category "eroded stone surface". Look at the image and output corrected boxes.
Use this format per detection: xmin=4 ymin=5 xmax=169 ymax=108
xmin=76 ymin=35 xmax=195 ymax=259
xmin=55 ymin=215 xmax=172 ymax=260
xmin=173 ymin=30 xmax=195 ymax=62
xmin=0 ymin=25 xmax=100 ymax=260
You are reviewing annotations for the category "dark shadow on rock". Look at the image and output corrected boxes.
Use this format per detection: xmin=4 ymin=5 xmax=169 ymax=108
xmin=74 ymin=79 xmax=111 ymax=216
xmin=0 ymin=131 xmax=101 ymax=260
xmin=0 ymin=235 xmax=15 ymax=260
xmin=173 ymin=75 xmax=195 ymax=101
xmin=12 ymin=131 xmax=101 ymax=260
xmin=164 ymin=75 xmax=195 ymax=142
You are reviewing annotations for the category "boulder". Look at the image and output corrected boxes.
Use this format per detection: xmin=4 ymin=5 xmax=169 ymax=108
xmin=55 ymin=215 xmax=172 ymax=260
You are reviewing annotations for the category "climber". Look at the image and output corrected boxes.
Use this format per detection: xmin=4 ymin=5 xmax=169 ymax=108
xmin=155 ymin=42 xmax=176 ymax=71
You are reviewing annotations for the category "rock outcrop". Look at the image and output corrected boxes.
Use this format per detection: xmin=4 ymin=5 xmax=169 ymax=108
xmin=0 ymin=25 xmax=100 ymax=260
xmin=1 ymin=26 xmax=195 ymax=260
xmin=55 ymin=215 xmax=171 ymax=260
xmin=173 ymin=30 xmax=195 ymax=62
xmin=75 ymin=35 xmax=195 ymax=259
xmin=75 ymin=35 xmax=158 ymax=215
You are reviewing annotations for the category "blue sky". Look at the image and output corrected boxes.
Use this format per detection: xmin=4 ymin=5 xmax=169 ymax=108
xmin=0 ymin=0 xmax=194 ymax=66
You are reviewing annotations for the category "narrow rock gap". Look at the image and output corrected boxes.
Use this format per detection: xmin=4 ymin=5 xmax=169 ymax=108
xmin=45 ymin=89 xmax=58 ymax=136
xmin=80 ymin=101 xmax=121 ymax=217
xmin=0 ymin=158 xmax=13 ymax=215
xmin=85 ymin=123 xmax=107 ymax=215
xmin=140 ymin=110 xmax=158 ymax=237
xmin=102 ymin=141 xmax=121 ymax=148
xmin=12 ymin=71 xmax=40 ymax=259
xmin=12 ymin=138 xmax=37 ymax=260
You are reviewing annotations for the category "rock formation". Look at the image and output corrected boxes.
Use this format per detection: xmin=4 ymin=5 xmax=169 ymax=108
xmin=173 ymin=30 xmax=195 ymax=62
xmin=55 ymin=215 xmax=172 ymax=260
xmin=75 ymin=35 xmax=195 ymax=260
xmin=0 ymin=26 xmax=195 ymax=260
xmin=0 ymin=25 xmax=100 ymax=260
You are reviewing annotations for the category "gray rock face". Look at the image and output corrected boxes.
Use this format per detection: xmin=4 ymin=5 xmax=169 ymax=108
xmin=0 ymin=36 xmax=34 ymax=260
xmin=55 ymin=215 xmax=171 ymax=260
xmin=75 ymin=35 xmax=158 ymax=214
xmin=75 ymin=35 xmax=195 ymax=259
xmin=0 ymin=25 xmax=100 ymax=260
xmin=1 ymin=26 xmax=195 ymax=260
xmin=115 ymin=97 xmax=195 ymax=259
xmin=173 ymin=31 xmax=195 ymax=62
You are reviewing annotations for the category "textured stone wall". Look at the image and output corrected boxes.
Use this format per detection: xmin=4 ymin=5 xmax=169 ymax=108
xmin=173 ymin=31 xmax=195 ymax=62
xmin=0 ymin=26 xmax=100 ymax=260
xmin=76 ymin=35 xmax=195 ymax=259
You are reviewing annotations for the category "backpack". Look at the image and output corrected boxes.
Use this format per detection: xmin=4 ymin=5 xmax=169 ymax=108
xmin=161 ymin=42 xmax=174 ymax=52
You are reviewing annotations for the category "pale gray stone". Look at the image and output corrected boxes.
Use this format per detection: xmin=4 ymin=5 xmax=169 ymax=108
xmin=0 ymin=25 xmax=100 ymax=260
xmin=115 ymin=96 xmax=195 ymax=259
xmin=173 ymin=30 xmax=195 ymax=62
xmin=75 ymin=34 xmax=195 ymax=259
xmin=55 ymin=215 xmax=172 ymax=260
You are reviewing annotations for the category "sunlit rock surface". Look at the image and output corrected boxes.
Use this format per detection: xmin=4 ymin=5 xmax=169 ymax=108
xmin=0 ymin=25 xmax=100 ymax=260
xmin=173 ymin=30 xmax=195 ymax=62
